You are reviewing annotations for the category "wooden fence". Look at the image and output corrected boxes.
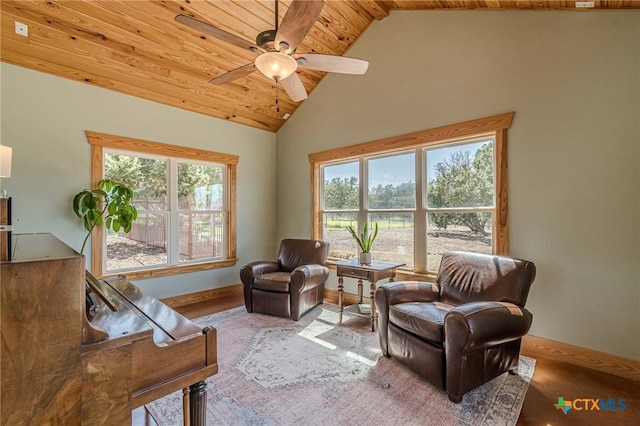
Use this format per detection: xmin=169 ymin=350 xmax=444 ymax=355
xmin=128 ymin=209 xmax=221 ymax=260
xmin=179 ymin=215 xmax=222 ymax=260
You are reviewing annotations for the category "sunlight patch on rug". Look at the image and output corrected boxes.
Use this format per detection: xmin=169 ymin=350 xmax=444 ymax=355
xmin=236 ymin=314 xmax=380 ymax=388
xmin=147 ymin=305 xmax=535 ymax=426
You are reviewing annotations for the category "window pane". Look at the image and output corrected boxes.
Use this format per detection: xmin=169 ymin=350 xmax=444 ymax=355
xmin=105 ymin=153 xmax=168 ymax=208
xmin=368 ymin=153 xmax=415 ymax=209
xmin=369 ymin=213 xmax=414 ymax=269
xmin=178 ymin=163 xmax=224 ymax=263
xmin=180 ymin=213 xmax=223 ymax=261
xmin=322 ymin=162 xmax=359 ymax=210
xmin=106 ymin=213 xmax=168 ymax=271
xmin=426 ymin=212 xmax=493 ymax=273
xmin=105 ymin=153 xmax=168 ymax=272
xmin=426 ymin=141 xmax=494 ymax=208
xmin=323 ymin=212 xmax=358 ymax=259
xmin=178 ymin=163 xmax=225 ymax=211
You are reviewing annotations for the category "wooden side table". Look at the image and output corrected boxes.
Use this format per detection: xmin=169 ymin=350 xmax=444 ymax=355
xmin=331 ymin=259 xmax=405 ymax=331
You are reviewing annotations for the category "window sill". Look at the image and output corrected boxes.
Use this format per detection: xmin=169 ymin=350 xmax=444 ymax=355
xmin=394 ymin=269 xmax=436 ymax=283
xmin=97 ymin=258 xmax=238 ymax=281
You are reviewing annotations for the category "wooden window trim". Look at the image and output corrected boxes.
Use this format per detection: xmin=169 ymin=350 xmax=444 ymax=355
xmin=86 ymin=131 xmax=238 ymax=280
xmin=309 ymin=112 xmax=514 ymax=275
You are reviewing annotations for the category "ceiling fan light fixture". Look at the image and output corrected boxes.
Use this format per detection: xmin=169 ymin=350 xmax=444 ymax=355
xmin=255 ymin=52 xmax=298 ymax=81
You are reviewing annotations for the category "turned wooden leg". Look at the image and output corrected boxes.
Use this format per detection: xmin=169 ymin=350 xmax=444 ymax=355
xmin=338 ymin=276 xmax=344 ymax=324
xmin=357 ymin=279 xmax=363 ymax=303
xmin=370 ymin=281 xmax=377 ymax=332
xmin=182 ymin=387 xmax=191 ymax=426
xmin=189 ymin=381 xmax=207 ymax=426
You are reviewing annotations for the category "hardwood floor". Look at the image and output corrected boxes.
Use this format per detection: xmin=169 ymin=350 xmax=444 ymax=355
xmin=517 ymin=355 xmax=638 ymax=426
xmin=136 ymin=300 xmax=639 ymax=426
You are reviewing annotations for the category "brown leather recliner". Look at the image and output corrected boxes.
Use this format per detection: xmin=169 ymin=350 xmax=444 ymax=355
xmin=240 ymin=239 xmax=330 ymax=321
xmin=375 ymin=251 xmax=536 ymax=403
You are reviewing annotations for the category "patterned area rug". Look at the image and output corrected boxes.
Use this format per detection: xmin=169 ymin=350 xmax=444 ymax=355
xmin=147 ymin=304 xmax=535 ymax=425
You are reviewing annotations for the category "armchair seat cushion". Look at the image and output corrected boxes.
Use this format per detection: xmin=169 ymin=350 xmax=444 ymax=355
xmin=390 ymin=302 xmax=453 ymax=344
xmin=254 ymin=272 xmax=292 ymax=292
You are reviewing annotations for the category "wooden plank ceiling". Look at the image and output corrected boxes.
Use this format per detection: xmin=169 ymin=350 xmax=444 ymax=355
xmin=1 ymin=1 xmax=638 ymax=132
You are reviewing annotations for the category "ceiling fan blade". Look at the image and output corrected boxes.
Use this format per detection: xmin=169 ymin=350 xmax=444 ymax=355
xmin=175 ymin=14 xmax=260 ymax=53
xmin=210 ymin=63 xmax=257 ymax=85
xmin=295 ymin=54 xmax=369 ymax=75
xmin=275 ymin=0 xmax=324 ymax=53
xmin=279 ymin=73 xmax=308 ymax=102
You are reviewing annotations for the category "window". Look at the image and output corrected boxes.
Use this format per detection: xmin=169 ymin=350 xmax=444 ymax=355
xmin=424 ymin=140 xmax=494 ymax=273
xmin=86 ymin=132 xmax=238 ymax=279
xmin=311 ymin=113 xmax=512 ymax=277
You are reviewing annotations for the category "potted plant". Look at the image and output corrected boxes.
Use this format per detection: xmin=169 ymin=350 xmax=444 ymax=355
xmin=345 ymin=222 xmax=379 ymax=265
xmin=72 ymin=179 xmax=138 ymax=254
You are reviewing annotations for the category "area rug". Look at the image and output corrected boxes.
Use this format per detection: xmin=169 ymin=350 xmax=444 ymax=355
xmin=146 ymin=304 xmax=535 ymax=426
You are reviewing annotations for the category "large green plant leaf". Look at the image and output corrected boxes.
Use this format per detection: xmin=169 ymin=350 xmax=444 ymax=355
xmin=72 ymin=179 xmax=138 ymax=254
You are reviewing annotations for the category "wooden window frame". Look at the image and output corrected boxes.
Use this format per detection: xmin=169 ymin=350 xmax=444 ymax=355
xmin=309 ymin=112 xmax=513 ymax=279
xmin=86 ymin=131 xmax=238 ymax=280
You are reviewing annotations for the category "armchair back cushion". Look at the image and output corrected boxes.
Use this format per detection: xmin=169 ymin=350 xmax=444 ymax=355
xmin=437 ymin=251 xmax=536 ymax=307
xmin=277 ymin=239 xmax=329 ymax=272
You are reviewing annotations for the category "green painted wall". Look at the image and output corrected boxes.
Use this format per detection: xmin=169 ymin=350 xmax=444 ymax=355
xmin=0 ymin=63 xmax=277 ymax=299
xmin=276 ymin=11 xmax=640 ymax=359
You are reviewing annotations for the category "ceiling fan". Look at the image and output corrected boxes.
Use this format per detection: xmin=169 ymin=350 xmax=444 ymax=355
xmin=174 ymin=0 xmax=369 ymax=102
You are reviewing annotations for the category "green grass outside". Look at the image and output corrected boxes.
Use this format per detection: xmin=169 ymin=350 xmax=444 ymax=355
xmin=325 ymin=217 xmax=413 ymax=229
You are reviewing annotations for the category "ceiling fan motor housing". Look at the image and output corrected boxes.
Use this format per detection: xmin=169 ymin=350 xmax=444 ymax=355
xmin=256 ymin=29 xmax=289 ymax=52
xmin=256 ymin=30 xmax=275 ymax=50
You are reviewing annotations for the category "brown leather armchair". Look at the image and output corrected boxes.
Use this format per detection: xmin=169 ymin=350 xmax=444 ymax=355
xmin=375 ymin=251 xmax=536 ymax=403
xmin=240 ymin=239 xmax=330 ymax=321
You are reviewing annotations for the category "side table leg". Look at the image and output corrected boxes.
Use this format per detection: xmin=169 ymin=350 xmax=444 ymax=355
xmin=370 ymin=281 xmax=377 ymax=332
xmin=182 ymin=387 xmax=191 ymax=426
xmin=357 ymin=279 xmax=363 ymax=303
xmin=189 ymin=380 xmax=207 ymax=426
xmin=338 ymin=276 xmax=344 ymax=324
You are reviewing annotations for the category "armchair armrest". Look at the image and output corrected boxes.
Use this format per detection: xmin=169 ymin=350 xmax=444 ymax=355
xmin=375 ymin=281 xmax=439 ymax=356
xmin=376 ymin=281 xmax=440 ymax=306
xmin=240 ymin=261 xmax=280 ymax=314
xmin=445 ymin=301 xmax=533 ymax=353
xmin=240 ymin=261 xmax=280 ymax=286
xmin=290 ymin=264 xmax=329 ymax=292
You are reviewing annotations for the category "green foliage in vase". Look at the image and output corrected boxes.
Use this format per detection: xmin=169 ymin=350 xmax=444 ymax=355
xmin=72 ymin=179 xmax=138 ymax=254
xmin=345 ymin=222 xmax=379 ymax=253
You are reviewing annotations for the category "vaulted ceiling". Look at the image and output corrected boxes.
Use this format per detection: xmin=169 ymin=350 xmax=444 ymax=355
xmin=2 ymin=1 xmax=638 ymax=132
